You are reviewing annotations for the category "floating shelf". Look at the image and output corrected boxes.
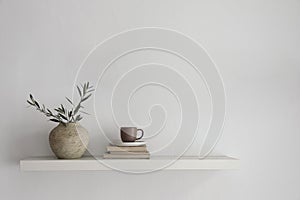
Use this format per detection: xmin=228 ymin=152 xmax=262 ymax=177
xmin=20 ymin=156 xmax=239 ymax=171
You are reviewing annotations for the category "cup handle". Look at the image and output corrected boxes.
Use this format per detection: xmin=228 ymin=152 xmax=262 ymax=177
xmin=136 ymin=129 xmax=144 ymax=140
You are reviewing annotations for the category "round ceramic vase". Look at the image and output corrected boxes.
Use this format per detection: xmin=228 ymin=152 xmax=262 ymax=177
xmin=49 ymin=123 xmax=89 ymax=159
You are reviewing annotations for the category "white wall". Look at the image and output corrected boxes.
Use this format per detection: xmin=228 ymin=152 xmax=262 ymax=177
xmin=1 ymin=0 xmax=300 ymax=199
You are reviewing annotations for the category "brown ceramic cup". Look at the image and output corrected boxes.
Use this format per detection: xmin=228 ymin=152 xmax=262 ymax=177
xmin=120 ymin=127 xmax=144 ymax=142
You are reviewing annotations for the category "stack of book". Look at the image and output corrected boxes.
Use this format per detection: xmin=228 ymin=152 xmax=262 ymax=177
xmin=103 ymin=144 xmax=150 ymax=159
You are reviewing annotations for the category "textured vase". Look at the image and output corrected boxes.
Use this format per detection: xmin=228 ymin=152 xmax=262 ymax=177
xmin=49 ymin=123 xmax=89 ymax=159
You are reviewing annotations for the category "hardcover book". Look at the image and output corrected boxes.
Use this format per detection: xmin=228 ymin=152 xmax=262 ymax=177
xmin=103 ymin=152 xmax=150 ymax=159
xmin=106 ymin=145 xmax=147 ymax=152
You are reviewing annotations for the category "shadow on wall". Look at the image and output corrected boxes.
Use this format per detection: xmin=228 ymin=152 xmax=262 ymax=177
xmin=5 ymin=119 xmax=52 ymax=166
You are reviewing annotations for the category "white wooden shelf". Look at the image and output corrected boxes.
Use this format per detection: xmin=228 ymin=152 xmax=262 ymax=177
xmin=20 ymin=156 xmax=239 ymax=171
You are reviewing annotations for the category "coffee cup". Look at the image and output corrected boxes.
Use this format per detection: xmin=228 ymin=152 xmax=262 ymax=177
xmin=120 ymin=127 xmax=144 ymax=142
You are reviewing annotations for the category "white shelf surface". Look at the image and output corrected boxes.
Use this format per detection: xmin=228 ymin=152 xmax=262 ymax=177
xmin=20 ymin=156 xmax=239 ymax=171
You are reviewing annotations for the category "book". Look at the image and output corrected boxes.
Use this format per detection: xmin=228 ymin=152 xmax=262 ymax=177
xmin=109 ymin=151 xmax=149 ymax=155
xmin=103 ymin=152 xmax=150 ymax=159
xmin=106 ymin=145 xmax=147 ymax=152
